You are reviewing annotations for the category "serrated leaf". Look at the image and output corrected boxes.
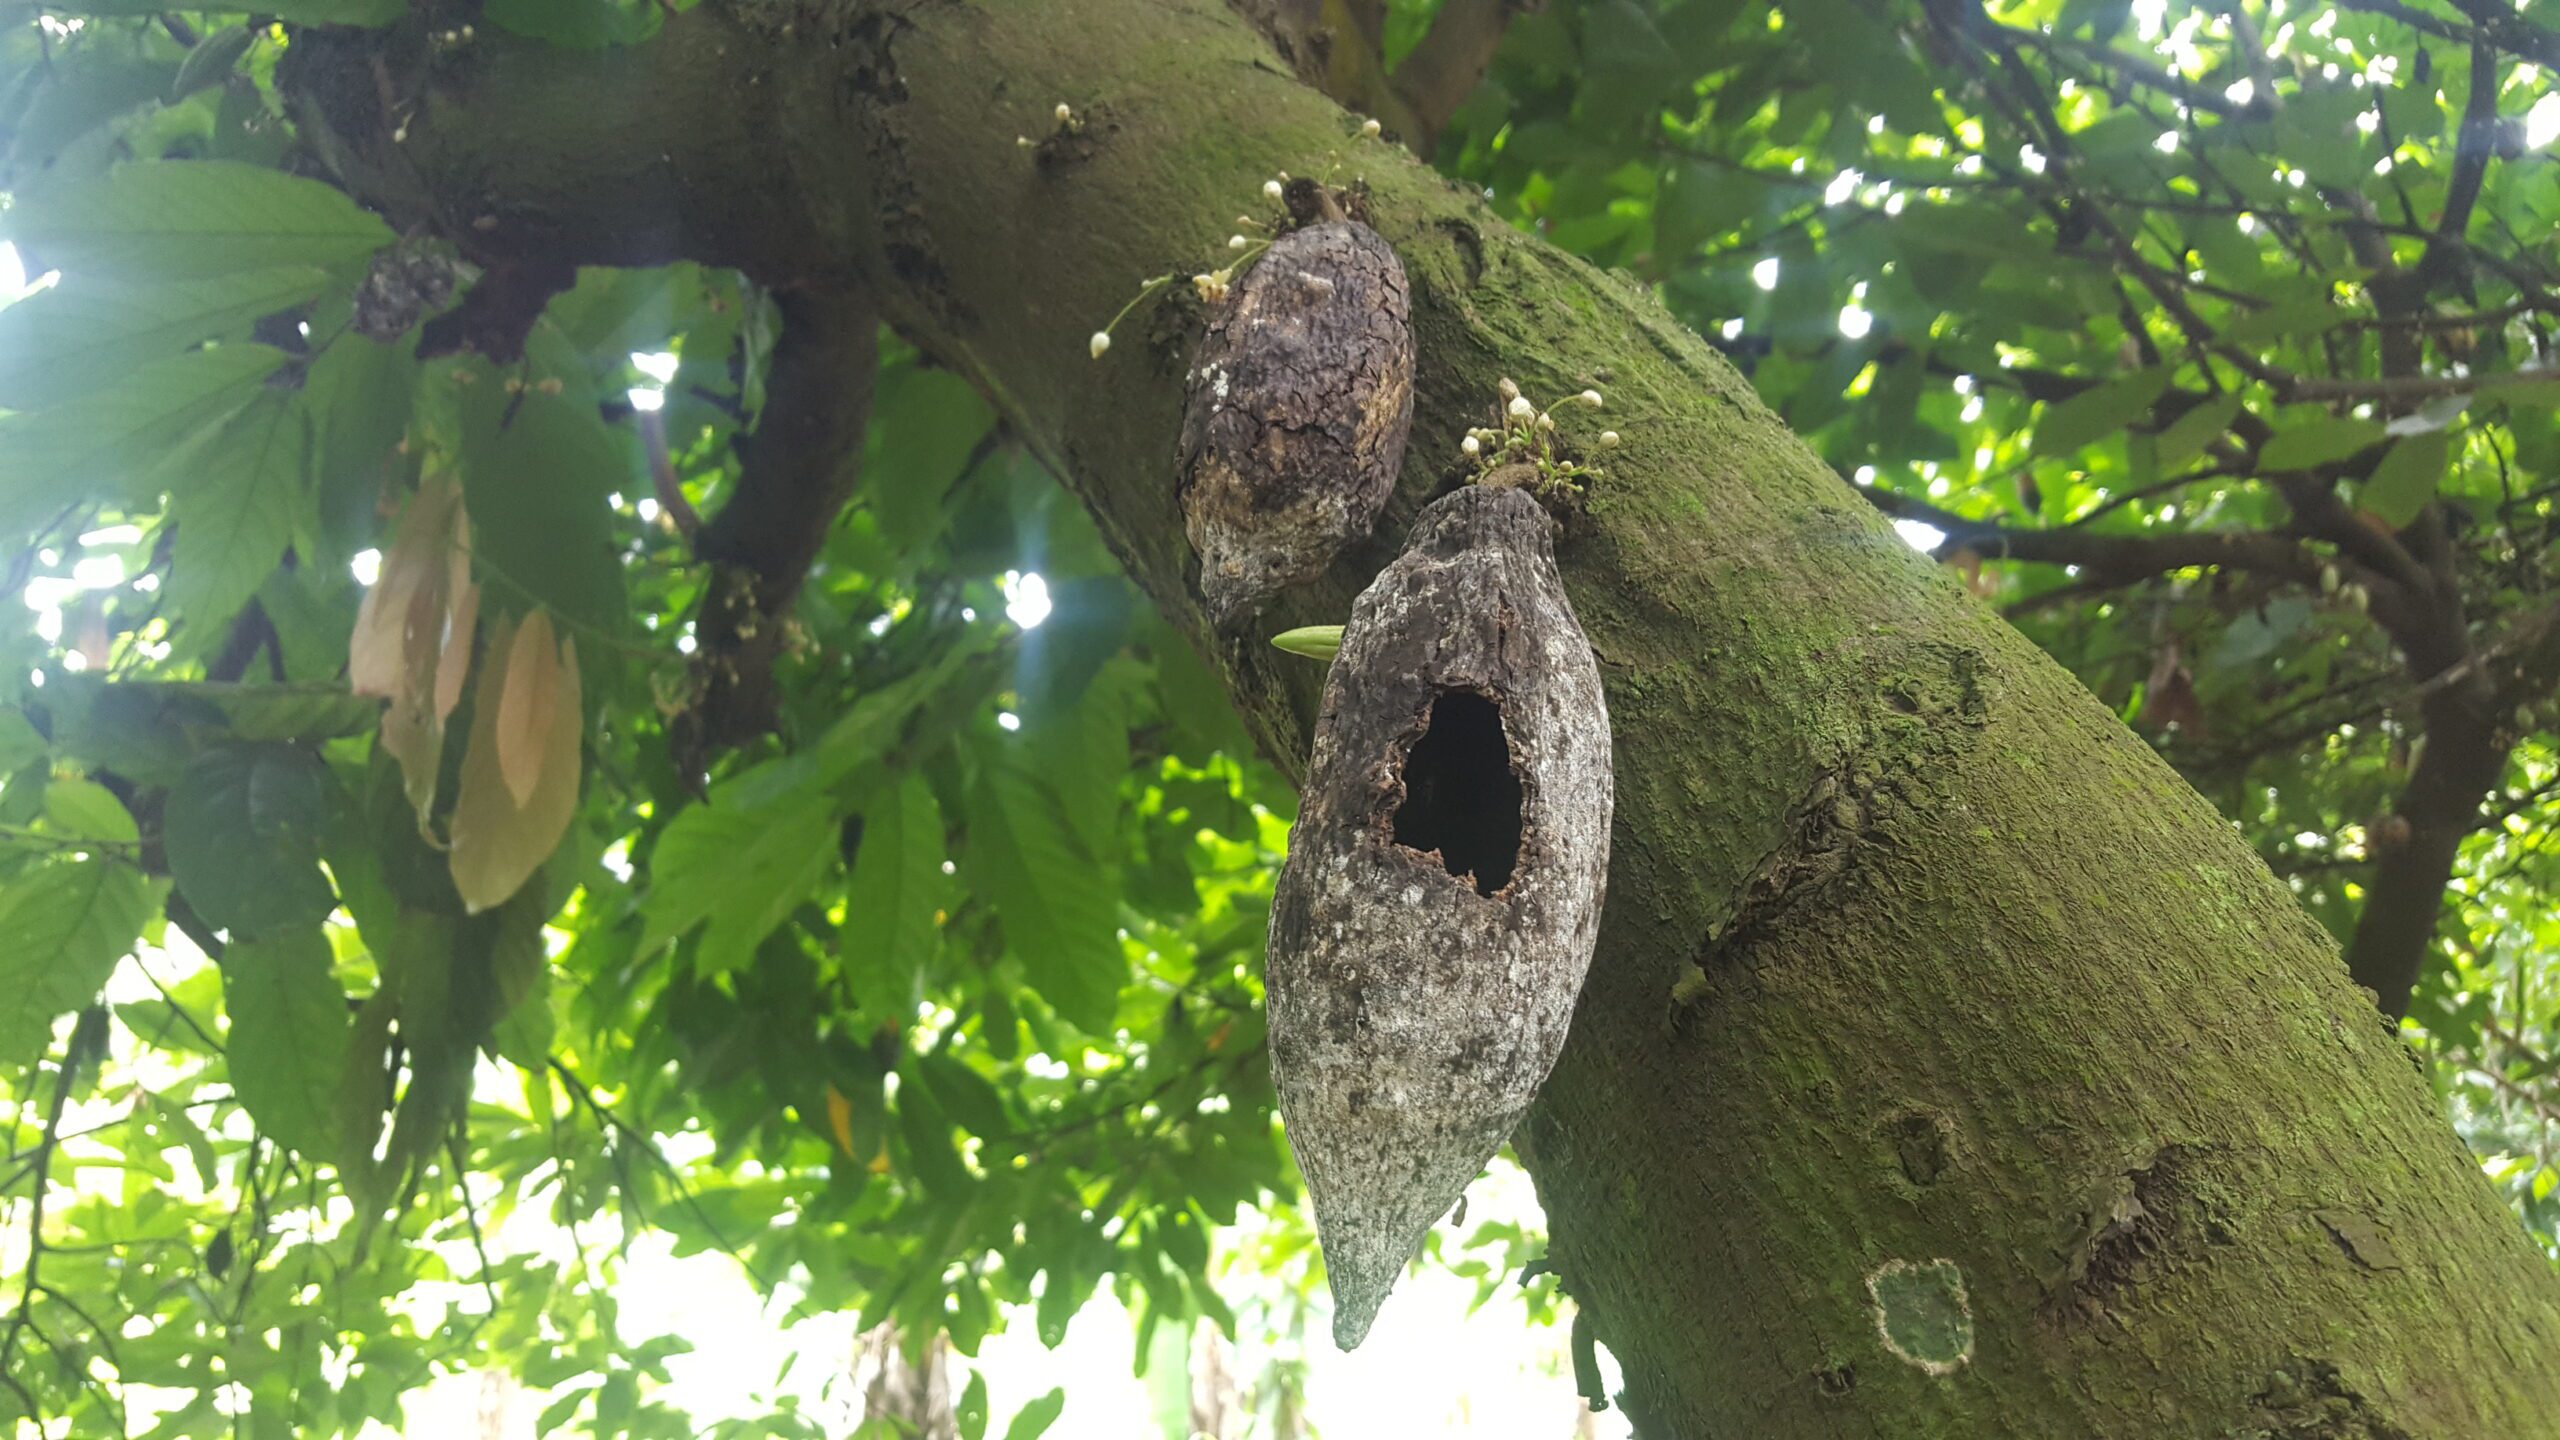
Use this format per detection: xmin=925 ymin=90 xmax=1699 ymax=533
xmin=967 ymin=761 xmax=1123 ymax=1033
xmin=221 ymin=928 xmax=352 ymax=1159
xmin=0 ymin=268 xmax=326 ymax=412
xmin=1001 ymin=1387 xmax=1066 ymax=1440
xmin=164 ymin=743 xmax=337 ymax=939
xmin=2359 ymin=431 xmax=2451 ymax=529
xmin=0 ymin=860 xmax=153 ymax=1066
xmin=841 ymin=774 xmax=944 ymax=1014
xmin=0 ymin=345 xmax=285 ymax=538
xmin=2034 ymin=367 xmax=2170 ymax=457
xmin=167 ymin=394 xmax=310 ymax=633
xmin=8 ymin=160 xmax=394 ymax=279
xmin=2260 ymin=414 xmax=2386 ymax=471
xmin=449 ymin=617 xmax=584 ymax=913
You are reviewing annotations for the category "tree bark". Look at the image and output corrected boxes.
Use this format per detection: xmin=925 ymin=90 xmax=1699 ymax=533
xmin=282 ymin=4 xmax=2560 ymax=1435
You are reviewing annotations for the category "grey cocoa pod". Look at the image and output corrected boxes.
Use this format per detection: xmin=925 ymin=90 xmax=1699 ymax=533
xmin=1178 ymin=221 xmax=1414 ymax=627
xmin=1266 ymin=484 xmax=1613 ymax=1349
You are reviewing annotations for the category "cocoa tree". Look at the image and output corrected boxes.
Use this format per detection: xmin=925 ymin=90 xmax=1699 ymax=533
xmin=1 ymin=1 xmax=2557 ymax=1437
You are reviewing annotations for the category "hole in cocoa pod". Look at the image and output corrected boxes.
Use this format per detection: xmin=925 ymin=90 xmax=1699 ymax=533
xmin=1391 ymin=689 xmax=1523 ymax=897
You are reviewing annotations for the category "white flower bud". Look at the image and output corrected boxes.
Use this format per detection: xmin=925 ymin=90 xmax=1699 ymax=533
xmin=1230 ymin=235 xmax=1250 ymax=251
xmin=1089 ymin=331 xmax=1112 ymax=359
xmin=1462 ymin=435 xmax=1481 ymax=456
xmin=1498 ymin=377 xmax=1521 ymax=401
xmin=1537 ymin=412 xmax=1555 ymax=431
xmin=1265 ymin=179 xmax=1286 ymax=201
xmin=1507 ymin=395 xmax=1535 ymax=420
xmin=1599 ymin=431 xmax=1621 ymax=448
xmin=1578 ymin=390 xmax=1604 ymax=409
xmin=1055 ymin=102 xmax=1073 ymax=123
xmin=1361 ymin=117 xmax=1383 ymax=138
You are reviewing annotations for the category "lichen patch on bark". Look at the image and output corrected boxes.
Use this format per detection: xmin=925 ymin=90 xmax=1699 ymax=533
xmin=1866 ymin=1258 xmax=1975 ymax=1376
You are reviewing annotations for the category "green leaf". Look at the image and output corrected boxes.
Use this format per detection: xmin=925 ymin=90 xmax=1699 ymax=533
xmin=1271 ymin=625 xmax=1344 ymax=661
xmin=967 ymin=761 xmax=1123 ymax=1033
xmin=841 ymin=775 xmax=945 ymax=1015
xmin=2222 ymin=298 xmax=2351 ymax=346
xmin=456 ymin=346 xmax=627 ymax=640
xmin=303 ymin=335 xmax=419 ymax=567
xmin=167 ymin=395 xmax=311 ymax=632
xmin=2260 ymin=414 xmax=2387 ymax=471
xmin=2034 ymin=368 xmax=2170 ymax=458
xmin=957 ymin=1372 xmax=989 ymax=1440
xmin=641 ymin=790 xmax=840 ymax=976
xmin=164 ymin=743 xmax=338 ymax=939
xmin=1001 ymin=1388 xmax=1066 ymax=1440
xmin=0 ymin=269 xmax=326 ymax=411
xmin=0 ymin=860 xmax=154 ymax=1066
xmin=2154 ymin=394 xmax=2244 ymax=471
xmin=867 ymin=361 xmax=997 ymax=551
xmin=221 ymin=928 xmax=353 ymax=1159
xmin=2358 ymin=431 xmax=2451 ymax=528
xmin=7 ymin=161 xmax=395 ymax=279
xmin=42 ymin=776 xmax=137 ymax=844
xmin=0 ymin=345 xmax=287 ymax=537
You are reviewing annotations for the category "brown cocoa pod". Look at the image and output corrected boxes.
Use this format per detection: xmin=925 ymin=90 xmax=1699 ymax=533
xmin=1266 ymin=484 xmax=1613 ymax=1348
xmin=1178 ymin=220 xmax=1415 ymax=627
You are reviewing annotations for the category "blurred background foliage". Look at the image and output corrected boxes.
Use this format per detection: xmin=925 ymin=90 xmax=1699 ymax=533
xmin=0 ymin=0 xmax=2552 ymax=1433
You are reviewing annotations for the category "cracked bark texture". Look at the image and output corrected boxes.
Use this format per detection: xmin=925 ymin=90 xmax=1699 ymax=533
xmin=1268 ymin=484 xmax=1608 ymax=1352
xmin=280 ymin=3 xmax=2560 ymax=1435
xmin=1179 ymin=218 xmax=1414 ymax=627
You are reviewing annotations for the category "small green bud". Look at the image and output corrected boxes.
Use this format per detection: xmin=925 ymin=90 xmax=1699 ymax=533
xmin=1272 ymin=625 xmax=1346 ymax=662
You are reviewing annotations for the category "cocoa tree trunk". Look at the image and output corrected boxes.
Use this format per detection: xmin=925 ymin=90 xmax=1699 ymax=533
xmin=282 ymin=3 xmax=2560 ymax=1434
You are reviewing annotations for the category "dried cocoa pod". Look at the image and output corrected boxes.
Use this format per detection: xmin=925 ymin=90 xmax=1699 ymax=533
xmin=1266 ymin=484 xmax=1613 ymax=1349
xmin=1178 ymin=218 xmax=1414 ymax=627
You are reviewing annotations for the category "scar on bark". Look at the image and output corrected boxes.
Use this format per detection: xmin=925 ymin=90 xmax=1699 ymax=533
xmin=2041 ymin=1142 xmax=2231 ymax=1330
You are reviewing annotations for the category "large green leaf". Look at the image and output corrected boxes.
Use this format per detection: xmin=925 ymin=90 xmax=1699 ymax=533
xmin=967 ymin=760 xmax=1123 ymax=1033
xmin=221 ymin=928 xmax=353 ymax=1159
xmin=166 ymin=393 xmax=311 ymax=632
xmin=0 ymin=268 xmax=327 ymax=411
xmin=0 ymin=860 xmax=154 ymax=1066
xmin=456 ymin=345 xmax=627 ymax=640
xmin=841 ymin=774 xmax=946 ymax=1015
xmin=867 ymin=360 xmax=997 ymax=551
xmin=2260 ymin=414 xmax=2387 ymax=471
xmin=2034 ymin=368 xmax=2170 ymax=458
xmin=163 ymin=742 xmax=338 ymax=939
xmin=0 ymin=344 xmax=286 ymax=538
xmin=2359 ymin=431 xmax=2451 ymax=528
xmin=640 ymin=789 xmax=840 ymax=977
xmin=7 ymin=161 xmax=394 ymax=278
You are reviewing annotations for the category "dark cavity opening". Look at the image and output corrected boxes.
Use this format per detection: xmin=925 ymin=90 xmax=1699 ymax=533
xmin=1391 ymin=690 xmax=1523 ymax=897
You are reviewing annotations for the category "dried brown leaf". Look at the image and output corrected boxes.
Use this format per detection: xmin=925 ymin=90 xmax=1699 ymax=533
xmin=450 ymin=623 xmax=582 ymax=913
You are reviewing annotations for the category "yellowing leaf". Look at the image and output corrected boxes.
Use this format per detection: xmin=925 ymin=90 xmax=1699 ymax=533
xmin=449 ymin=620 xmax=583 ymax=913
xmin=435 ymin=574 xmax=479 ymax=723
xmin=495 ymin=607 xmax=561 ymax=808
xmin=826 ymin=1084 xmax=856 ymax=1158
